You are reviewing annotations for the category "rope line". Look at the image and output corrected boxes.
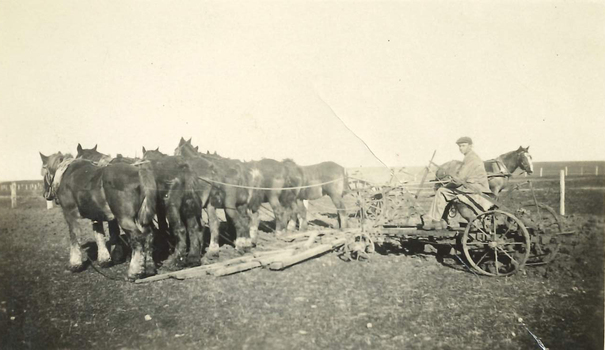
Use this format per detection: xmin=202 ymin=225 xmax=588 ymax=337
xmin=197 ymin=176 xmax=344 ymax=190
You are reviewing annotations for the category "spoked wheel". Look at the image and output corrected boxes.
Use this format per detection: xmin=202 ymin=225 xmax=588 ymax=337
xmin=516 ymin=203 xmax=562 ymax=265
xmin=461 ymin=210 xmax=531 ymax=277
xmin=352 ymin=190 xmax=384 ymax=226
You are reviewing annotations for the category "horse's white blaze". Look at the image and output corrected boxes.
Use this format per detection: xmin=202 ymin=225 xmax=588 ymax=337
xmin=525 ymin=153 xmax=534 ymax=172
xmin=69 ymin=245 xmax=83 ymax=267
xmin=128 ymin=250 xmax=144 ymax=277
xmin=95 ymin=232 xmax=111 ymax=264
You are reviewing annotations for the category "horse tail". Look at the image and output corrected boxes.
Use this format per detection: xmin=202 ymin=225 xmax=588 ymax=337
xmin=136 ymin=166 xmax=157 ymax=231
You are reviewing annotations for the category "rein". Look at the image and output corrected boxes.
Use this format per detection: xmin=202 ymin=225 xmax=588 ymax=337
xmin=197 ymin=176 xmax=345 ymax=190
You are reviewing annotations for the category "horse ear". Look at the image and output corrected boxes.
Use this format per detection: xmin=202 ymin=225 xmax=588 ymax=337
xmin=93 ymin=144 xmax=97 ymax=151
xmin=187 ymin=137 xmax=192 ymax=143
xmin=194 ymin=146 xmax=199 ymax=152
xmin=155 ymin=147 xmax=159 ymax=151
xmin=142 ymin=146 xmax=147 ymax=153
xmin=179 ymin=137 xmax=185 ymax=145
xmin=525 ymin=146 xmax=530 ymax=151
xmin=77 ymin=144 xmax=83 ymax=153
xmin=39 ymin=152 xmax=49 ymax=164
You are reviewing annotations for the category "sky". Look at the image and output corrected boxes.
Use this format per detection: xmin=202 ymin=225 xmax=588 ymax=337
xmin=1 ymin=1 xmax=604 ymax=181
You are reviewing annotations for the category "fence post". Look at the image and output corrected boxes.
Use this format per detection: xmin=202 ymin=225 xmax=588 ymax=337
xmin=559 ymin=170 xmax=565 ymax=216
xmin=46 ymin=200 xmax=54 ymax=210
xmin=539 ymin=168 xmax=543 ymax=177
xmin=10 ymin=182 xmax=17 ymax=209
xmin=565 ymin=166 xmax=568 ymax=176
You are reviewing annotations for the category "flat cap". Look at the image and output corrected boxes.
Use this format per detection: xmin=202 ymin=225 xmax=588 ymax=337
xmin=456 ymin=136 xmax=473 ymax=145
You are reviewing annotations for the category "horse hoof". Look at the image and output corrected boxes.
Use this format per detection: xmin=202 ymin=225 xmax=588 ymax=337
xmin=111 ymin=246 xmax=128 ymax=264
xmin=68 ymin=264 xmax=86 ymax=273
xmin=175 ymin=258 xmax=188 ymax=269
xmin=98 ymin=259 xmax=113 ymax=268
xmin=144 ymin=265 xmax=157 ymax=277
xmin=206 ymin=249 xmax=219 ymax=258
xmin=186 ymin=255 xmax=202 ymax=267
xmin=127 ymin=272 xmax=145 ymax=281
xmin=236 ymin=245 xmax=251 ymax=254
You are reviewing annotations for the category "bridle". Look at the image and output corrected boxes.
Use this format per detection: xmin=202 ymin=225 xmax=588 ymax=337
xmin=518 ymin=151 xmax=533 ymax=174
xmin=41 ymin=156 xmax=74 ymax=201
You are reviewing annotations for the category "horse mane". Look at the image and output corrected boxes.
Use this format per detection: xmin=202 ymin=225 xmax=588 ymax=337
xmin=47 ymin=153 xmax=74 ymax=172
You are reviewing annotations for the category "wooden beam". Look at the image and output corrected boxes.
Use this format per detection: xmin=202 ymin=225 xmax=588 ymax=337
xmin=135 ymin=249 xmax=292 ymax=283
xmin=269 ymin=238 xmax=346 ymax=271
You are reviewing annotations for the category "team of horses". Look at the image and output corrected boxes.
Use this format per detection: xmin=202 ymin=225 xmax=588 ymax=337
xmin=39 ymin=139 xmax=350 ymax=279
xmin=39 ymin=140 xmax=533 ymax=280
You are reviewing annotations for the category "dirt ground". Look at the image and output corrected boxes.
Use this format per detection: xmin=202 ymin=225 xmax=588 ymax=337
xmin=0 ymin=176 xmax=603 ymax=349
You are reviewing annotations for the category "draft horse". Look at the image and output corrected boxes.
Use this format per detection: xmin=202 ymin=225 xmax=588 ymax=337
xmin=40 ymin=151 xmax=157 ymax=279
xmin=288 ymin=161 xmax=350 ymax=231
xmin=142 ymin=148 xmax=215 ymax=267
xmin=174 ymin=138 xmax=260 ymax=253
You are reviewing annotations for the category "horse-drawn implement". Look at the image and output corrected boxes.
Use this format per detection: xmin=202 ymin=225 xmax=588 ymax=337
xmin=347 ymin=151 xmax=571 ymax=277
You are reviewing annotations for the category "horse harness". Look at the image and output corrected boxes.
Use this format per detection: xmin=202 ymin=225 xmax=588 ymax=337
xmin=44 ymin=158 xmax=75 ymax=202
xmin=485 ymin=158 xmax=512 ymax=179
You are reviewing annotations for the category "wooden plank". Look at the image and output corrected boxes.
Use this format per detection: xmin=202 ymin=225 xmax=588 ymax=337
xmin=213 ymin=251 xmax=296 ymax=276
xmin=135 ymin=249 xmax=292 ymax=284
xmin=211 ymin=261 xmax=262 ymax=276
xmin=278 ymin=230 xmax=324 ymax=242
xmin=269 ymin=238 xmax=347 ymax=271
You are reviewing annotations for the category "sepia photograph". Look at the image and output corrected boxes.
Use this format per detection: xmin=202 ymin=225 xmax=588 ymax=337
xmin=1 ymin=1 xmax=603 ymax=349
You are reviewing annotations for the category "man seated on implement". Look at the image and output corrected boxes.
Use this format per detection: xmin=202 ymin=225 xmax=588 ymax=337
xmin=421 ymin=136 xmax=493 ymax=230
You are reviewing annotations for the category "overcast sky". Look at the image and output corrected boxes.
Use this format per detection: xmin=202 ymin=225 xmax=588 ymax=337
xmin=1 ymin=1 xmax=604 ymax=181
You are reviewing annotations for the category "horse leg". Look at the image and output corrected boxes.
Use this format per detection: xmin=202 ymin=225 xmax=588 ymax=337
xmin=248 ymin=208 xmax=260 ymax=244
xmin=119 ymin=220 xmax=150 ymax=280
xmin=225 ymin=205 xmax=251 ymax=251
xmin=185 ymin=216 xmax=203 ymax=267
xmin=296 ymin=199 xmax=308 ymax=231
xmin=330 ymin=195 xmax=348 ymax=229
xmin=108 ymin=219 xmax=128 ymax=264
xmin=154 ymin=203 xmax=171 ymax=261
xmin=92 ymin=221 xmax=112 ymax=268
xmin=143 ymin=225 xmax=157 ymax=277
xmin=166 ymin=206 xmax=188 ymax=268
xmin=269 ymin=196 xmax=285 ymax=235
xmin=284 ymin=201 xmax=298 ymax=231
xmin=206 ymin=204 xmax=220 ymax=256
xmin=61 ymin=207 xmax=86 ymax=272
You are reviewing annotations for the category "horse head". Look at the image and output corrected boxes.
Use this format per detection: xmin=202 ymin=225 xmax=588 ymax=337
xmin=76 ymin=143 xmax=110 ymax=163
xmin=39 ymin=151 xmax=73 ymax=200
xmin=516 ymin=146 xmax=533 ymax=174
xmin=142 ymin=146 xmax=167 ymax=161
xmin=174 ymin=138 xmax=199 ymax=157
